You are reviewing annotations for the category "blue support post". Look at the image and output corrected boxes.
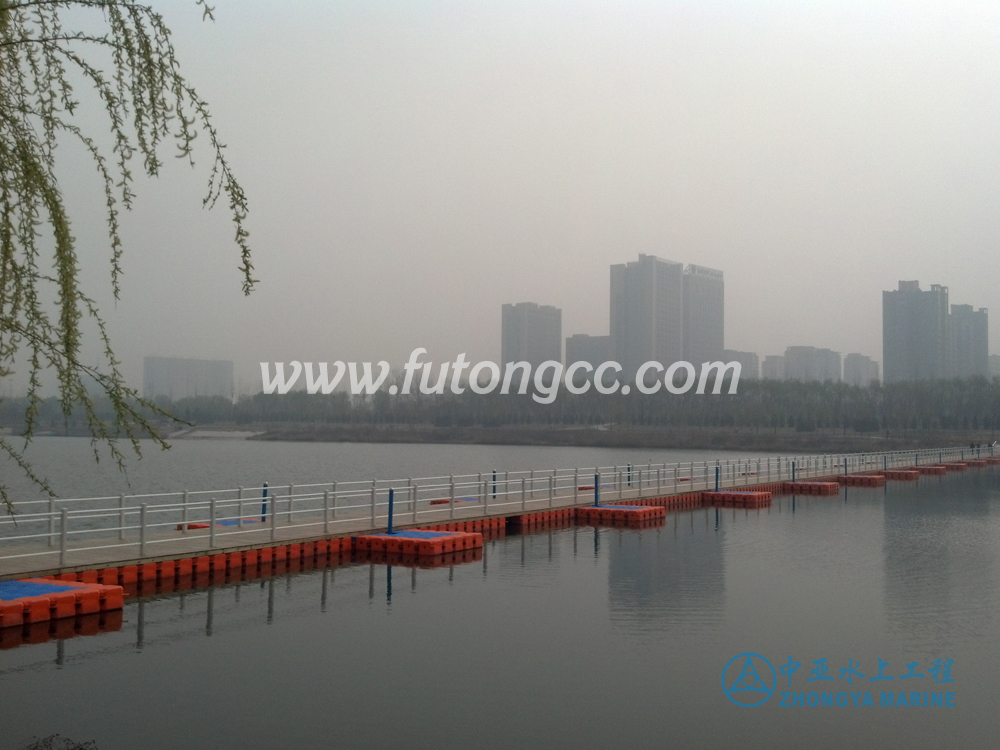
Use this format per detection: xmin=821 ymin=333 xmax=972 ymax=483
xmin=260 ymin=482 xmax=269 ymax=522
xmin=594 ymin=473 xmax=600 ymax=507
xmin=492 ymin=470 xmax=497 ymax=499
xmin=387 ymin=488 xmax=395 ymax=535
xmin=844 ymin=457 xmax=848 ymax=475
xmin=714 ymin=466 xmax=719 ymax=491
xmin=792 ymin=461 xmax=797 ymax=482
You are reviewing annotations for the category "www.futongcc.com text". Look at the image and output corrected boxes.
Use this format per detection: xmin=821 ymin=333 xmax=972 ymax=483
xmin=261 ymin=349 xmax=742 ymax=403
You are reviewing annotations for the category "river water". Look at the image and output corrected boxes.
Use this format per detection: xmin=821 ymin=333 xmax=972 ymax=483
xmin=1 ymin=439 xmax=998 ymax=749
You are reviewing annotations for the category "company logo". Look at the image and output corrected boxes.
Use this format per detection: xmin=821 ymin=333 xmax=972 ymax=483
xmin=721 ymin=652 xmax=776 ymax=707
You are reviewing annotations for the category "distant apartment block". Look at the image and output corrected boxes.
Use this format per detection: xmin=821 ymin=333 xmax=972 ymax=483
xmin=610 ymin=254 xmax=684 ymax=378
xmin=761 ymin=355 xmax=785 ymax=380
xmin=683 ymin=265 xmax=725 ymax=365
xmin=566 ymin=334 xmax=611 ymax=365
xmin=883 ymin=280 xmax=988 ymax=381
xmin=609 ymin=254 xmax=724 ymax=377
xmin=947 ymin=304 xmax=989 ymax=378
xmin=143 ymin=356 xmax=234 ymax=401
xmin=883 ymin=280 xmax=948 ymax=382
xmin=843 ymin=353 xmax=880 ymax=386
xmin=784 ymin=346 xmax=841 ymax=383
xmin=723 ymin=350 xmax=759 ymax=380
xmin=501 ymin=302 xmax=562 ymax=367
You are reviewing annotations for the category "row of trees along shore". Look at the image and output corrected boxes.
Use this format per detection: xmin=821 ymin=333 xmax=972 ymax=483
xmin=5 ymin=378 xmax=1000 ymax=435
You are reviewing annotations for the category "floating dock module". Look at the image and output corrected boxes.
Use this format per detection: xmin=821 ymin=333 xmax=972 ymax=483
xmin=0 ymin=579 xmax=124 ymax=628
xmin=355 ymin=547 xmax=483 ymax=568
xmin=963 ymin=459 xmax=989 ymax=467
xmin=352 ymin=529 xmax=483 ymax=557
xmin=612 ymin=493 xmax=705 ymax=511
xmin=783 ymin=481 xmax=840 ymax=496
xmin=507 ymin=509 xmax=575 ymax=530
xmin=703 ymin=491 xmax=772 ymax=508
xmin=986 ymin=457 xmax=1000 ymax=465
xmin=883 ymin=470 xmax=919 ymax=481
xmin=917 ymin=466 xmax=947 ymax=476
xmin=422 ymin=518 xmax=505 ymax=536
xmin=837 ymin=474 xmax=886 ymax=487
xmin=941 ymin=462 xmax=967 ymax=471
xmin=576 ymin=505 xmax=667 ymax=525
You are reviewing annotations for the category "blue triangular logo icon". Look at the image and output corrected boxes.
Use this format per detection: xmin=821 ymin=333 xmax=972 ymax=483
xmin=728 ymin=655 xmax=770 ymax=694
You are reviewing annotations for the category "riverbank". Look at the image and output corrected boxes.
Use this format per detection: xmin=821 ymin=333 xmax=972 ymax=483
xmin=247 ymin=423 xmax=997 ymax=453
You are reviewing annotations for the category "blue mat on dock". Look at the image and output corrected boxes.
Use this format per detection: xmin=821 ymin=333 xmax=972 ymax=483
xmin=0 ymin=580 xmax=74 ymax=601
xmin=373 ymin=530 xmax=455 ymax=539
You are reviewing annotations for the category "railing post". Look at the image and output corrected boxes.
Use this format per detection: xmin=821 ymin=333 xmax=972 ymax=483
xmin=140 ymin=503 xmax=148 ymax=556
xmin=371 ymin=480 xmax=377 ymax=525
xmin=238 ymin=486 xmax=244 ymax=529
xmin=521 ymin=478 xmax=527 ymax=510
xmin=412 ymin=481 xmax=419 ymax=523
xmin=574 ymin=469 xmax=579 ymax=504
xmin=492 ymin=470 xmax=497 ymax=499
xmin=482 ymin=474 xmax=489 ymax=513
xmin=715 ymin=466 xmax=720 ymax=491
xmin=270 ymin=486 xmax=277 ymax=541
xmin=59 ymin=508 xmax=68 ymax=567
xmin=48 ymin=496 xmax=56 ymax=547
xmin=287 ymin=484 xmax=295 ymax=524
xmin=594 ymin=473 xmax=600 ymax=506
xmin=260 ymin=483 xmax=268 ymax=523
xmin=387 ymin=488 xmax=395 ymax=534
xmin=119 ymin=493 xmax=126 ymax=541
xmin=548 ymin=474 xmax=553 ymax=507
xmin=449 ymin=475 xmax=456 ymax=519
xmin=331 ymin=481 xmax=338 ymax=519
xmin=323 ymin=490 xmax=331 ymax=534
xmin=792 ymin=461 xmax=797 ymax=482
xmin=209 ymin=498 xmax=216 ymax=548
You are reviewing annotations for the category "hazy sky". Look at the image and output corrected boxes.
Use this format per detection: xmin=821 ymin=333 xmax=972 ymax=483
xmin=55 ymin=1 xmax=1000 ymax=393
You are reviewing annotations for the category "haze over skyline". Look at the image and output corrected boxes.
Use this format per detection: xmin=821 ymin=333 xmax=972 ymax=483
xmin=51 ymin=1 xmax=1000 ymax=394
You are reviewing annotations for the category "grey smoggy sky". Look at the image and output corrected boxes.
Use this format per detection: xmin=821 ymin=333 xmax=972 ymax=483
xmin=54 ymin=1 xmax=1000 ymax=394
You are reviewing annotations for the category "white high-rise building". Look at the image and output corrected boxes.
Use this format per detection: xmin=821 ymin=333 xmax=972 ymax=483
xmin=724 ymin=350 xmax=759 ymax=380
xmin=843 ymin=353 xmax=880 ymax=386
xmin=501 ymin=302 xmax=562 ymax=367
xmin=684 ymin=265 xmax=725 ymax=365
xmin=610 ymin=255 xmax=684 ymax=378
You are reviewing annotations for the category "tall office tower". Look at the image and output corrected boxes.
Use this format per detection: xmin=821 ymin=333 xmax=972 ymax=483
xmin=761 ymin=355 xmax=785 ymax=380
xmin=947 ymin=304 xmax=989 ymax=378
xmin=723 ymin=350 xmax=759 ymax=379
xmin=143 ymin=356 xmax=234 ymax=401
xmin=501 ymin=302 xmax=562 ymax=367
xmin=784 ymin=346 xmax=842 ymax=383
xmin=683 ymin=265 xmax=725 ymax=365
xmin=610 ymin=254 xmax=684 ymax=378
xmin=882 ymin=281 xmax=949 ymax=383
xmin=843 ymin=353 xmax=880 ymax=386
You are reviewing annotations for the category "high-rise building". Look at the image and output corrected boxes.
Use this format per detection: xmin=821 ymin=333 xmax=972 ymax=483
xmin=761 ymin=355 xmax=785 ymax=380
xmin=143 ymin=356 xmax=234 ymax=401
xmin=723 ymin=350 xmax=759 ymax=380
xmin=843 ymin=353 xmax=880 ymax=386
xmin=501 ymin=302 xmax=562 ymax=367
xmin=683 ymin=265 xmax=725 ymax=365
xmin=784 ymin=346 xmax=841 ymax=383
xmin=610 ymin=255 xmax=684 ymax=378
xmin=947 ymin=304 xmax=989 ymax=378
xmin=882 ymin=281 xmax=949 ymax=383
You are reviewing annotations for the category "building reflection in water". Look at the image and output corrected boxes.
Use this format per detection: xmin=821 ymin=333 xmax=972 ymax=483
xmin=606 ymin=508 xmax=725 ymax=634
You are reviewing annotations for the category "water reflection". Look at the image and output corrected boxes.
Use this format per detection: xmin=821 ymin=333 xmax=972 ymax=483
xmin=607 ymin=509 xmax=725 ymax=633
xmin=883 ymin=471 xmax=1000 ymax=651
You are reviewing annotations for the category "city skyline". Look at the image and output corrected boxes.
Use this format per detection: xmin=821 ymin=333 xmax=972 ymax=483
xmin=15 ymin=1 xmax=997 ymax=395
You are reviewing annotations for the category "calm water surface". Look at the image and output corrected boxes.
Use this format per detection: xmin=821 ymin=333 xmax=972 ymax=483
xmin=1 ymin=440 xmax=998 ymax=749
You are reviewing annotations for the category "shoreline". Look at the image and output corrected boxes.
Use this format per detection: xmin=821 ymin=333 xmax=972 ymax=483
xmin=244 ymin=424 xmax=998 ymax=453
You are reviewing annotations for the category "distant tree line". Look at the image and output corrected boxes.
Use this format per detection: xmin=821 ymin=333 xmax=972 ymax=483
xmin=5 ymin=378 xmax=1000 ymax=436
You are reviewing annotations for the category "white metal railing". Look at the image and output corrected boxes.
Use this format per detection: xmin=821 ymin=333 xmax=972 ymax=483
xmin=0 ymin=445 xmax=990 ymax=571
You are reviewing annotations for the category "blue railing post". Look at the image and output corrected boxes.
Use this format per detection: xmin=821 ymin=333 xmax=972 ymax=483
xmin=792 ymin=461 xmax=797 ymax=482
xmin=387 ymin=488 xmax=395 ymax=535
xmin=492 ymin=470 xmax=497 ymax=499
xmin=714 ymin=466 xmax=719 ymax=491
xmin=261 ymin=482 xmax=269 ymax=522
xmin=594 ymin=473 xmax=600 ymax=507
